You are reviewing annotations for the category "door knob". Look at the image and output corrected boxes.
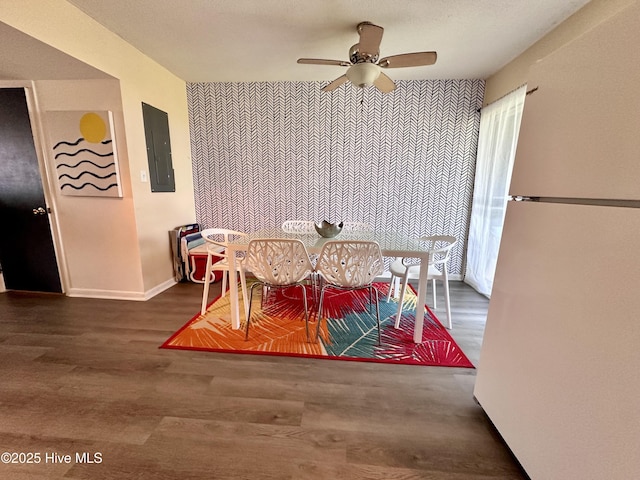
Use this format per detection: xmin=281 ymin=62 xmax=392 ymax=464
xmin=32 ymin=207 xmax=47 ymax=216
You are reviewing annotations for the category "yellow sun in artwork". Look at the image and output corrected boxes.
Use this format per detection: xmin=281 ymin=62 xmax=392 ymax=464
xmin=79 ymin=112 xmax=107 ymax=143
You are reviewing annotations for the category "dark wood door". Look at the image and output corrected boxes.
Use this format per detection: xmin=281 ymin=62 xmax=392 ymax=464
xmin=0 ymin=88 xmax=62 ymax=292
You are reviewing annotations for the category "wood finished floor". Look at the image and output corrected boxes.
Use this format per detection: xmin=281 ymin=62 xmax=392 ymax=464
xmin=0 ymin=281 xmax=528 ymax=479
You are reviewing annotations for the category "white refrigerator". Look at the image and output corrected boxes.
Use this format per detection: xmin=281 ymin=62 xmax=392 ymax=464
xmin=473 ymin=2 xmax=640 ymax=479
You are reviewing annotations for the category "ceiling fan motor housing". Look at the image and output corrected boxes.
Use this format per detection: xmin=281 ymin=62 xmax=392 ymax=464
xmin=349 ymin=44 xmax=379 ymax=64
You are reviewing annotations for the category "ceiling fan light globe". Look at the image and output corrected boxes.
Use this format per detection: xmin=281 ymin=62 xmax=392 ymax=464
xmin=346 ymin=63 xmax=381 ymax=88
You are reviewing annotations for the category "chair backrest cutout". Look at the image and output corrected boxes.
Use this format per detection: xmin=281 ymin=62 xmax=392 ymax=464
xmin=246 ymin=238 xmax=314 ymax=286
xmin=316 ymin=240 xmax=384 ymax=288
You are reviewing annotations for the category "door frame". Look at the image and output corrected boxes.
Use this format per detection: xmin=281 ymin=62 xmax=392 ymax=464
xmin=1 ymin=80 xmax=69 ymax=293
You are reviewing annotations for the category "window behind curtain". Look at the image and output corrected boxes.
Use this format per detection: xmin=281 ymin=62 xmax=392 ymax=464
xmin=465 ymin=85 xmax=526 ymax=297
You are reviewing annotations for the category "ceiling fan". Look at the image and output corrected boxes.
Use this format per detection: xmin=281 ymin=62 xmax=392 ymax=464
xmin=297 ymin=21 xmax=437 ymax=93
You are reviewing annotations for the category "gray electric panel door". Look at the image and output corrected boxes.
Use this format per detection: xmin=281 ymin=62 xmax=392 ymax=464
xmin=142 ymin=102 xmax=175 ymax=192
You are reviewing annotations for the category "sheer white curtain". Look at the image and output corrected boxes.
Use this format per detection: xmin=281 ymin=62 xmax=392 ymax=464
xmin=465 ymin=85 xmax=526 ymax=297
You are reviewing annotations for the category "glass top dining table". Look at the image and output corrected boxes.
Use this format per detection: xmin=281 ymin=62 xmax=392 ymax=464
xmin=226 ymin=228 xmax=442 ymax=343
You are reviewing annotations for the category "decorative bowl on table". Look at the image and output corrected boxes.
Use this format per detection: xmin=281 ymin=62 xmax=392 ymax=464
xmin=314 ymin=221 xmax=343 ymax=238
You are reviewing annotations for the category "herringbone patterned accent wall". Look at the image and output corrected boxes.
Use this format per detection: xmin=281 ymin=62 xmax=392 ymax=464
xmin=187 ymin=80 xmax=484 ymax=275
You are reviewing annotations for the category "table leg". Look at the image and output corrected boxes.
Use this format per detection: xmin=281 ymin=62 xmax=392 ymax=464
xmin=228 ymin=253 xmax=240 ymax=330
xmin=413 ymin=257 xmax=430 ymax=343
xmin=200 ymin=252 xmax=213 ymax=315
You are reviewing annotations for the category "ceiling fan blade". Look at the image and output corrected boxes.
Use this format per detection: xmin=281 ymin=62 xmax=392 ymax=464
xmin=357 ymin=22 xmax=384 ymax=56
xmin=373 ymin=72 xmax=396 ymax=93
xmin=297 ymin=58 xmax=351 ymax=67
xmin=378 ymin=51 xmax=437 ymax=68
xmin=321 ymin=75 xmax=349 ymax=92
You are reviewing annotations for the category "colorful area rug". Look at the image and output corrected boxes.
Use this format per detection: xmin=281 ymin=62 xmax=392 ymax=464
xmin=161 ymin=282 xmax=473 ymax=368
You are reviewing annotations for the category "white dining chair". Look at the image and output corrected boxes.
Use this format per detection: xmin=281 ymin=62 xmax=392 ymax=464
xmin=386 ymin=235 xmax=456 ymax=329
xmin=315 ymin=240 xmax=385 ymax=345
xmin=281 ymin=220 xmax=316 ymax=233
xmin=282 ymin=219 xmax=319 ymax=296
xmin=199 ymin=228 xmax=249 ymax=316
xmin=341 ymin=221 xmax=372 ymax=232
xmin=244 ymin=238 xmax=314 ymax=341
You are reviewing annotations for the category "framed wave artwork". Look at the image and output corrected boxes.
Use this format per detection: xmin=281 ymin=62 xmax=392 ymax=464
xmin=48 ymin=110 xmax=122 ymax=197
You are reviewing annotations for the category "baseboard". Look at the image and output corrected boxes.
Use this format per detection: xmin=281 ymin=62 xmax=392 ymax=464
xmin=67 ymin=288 xmax=147 ymax=301
xmin=144 ymin=278 xmax=178 ymax=300
xmin=66 ymin=278 xmax=177 ymax=301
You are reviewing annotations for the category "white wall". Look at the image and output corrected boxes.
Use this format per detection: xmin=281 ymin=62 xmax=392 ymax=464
xmin=33 ymin=79 xmax=143 ymax=296
xmin=0 ymin=1 xmax=196 ymax=299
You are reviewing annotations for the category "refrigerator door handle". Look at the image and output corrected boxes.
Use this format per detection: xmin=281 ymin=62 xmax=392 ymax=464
xmin=509 ymin=196 xmax=640 ymax=208
xmin=508 ymin=196 xmax=536 ymax=202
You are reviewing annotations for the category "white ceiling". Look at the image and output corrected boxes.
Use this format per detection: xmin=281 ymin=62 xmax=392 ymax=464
xmin=64 ymin=0 xmax=592 ymax=82
xmin=2 ymin=1 xmax=592 ymax=83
